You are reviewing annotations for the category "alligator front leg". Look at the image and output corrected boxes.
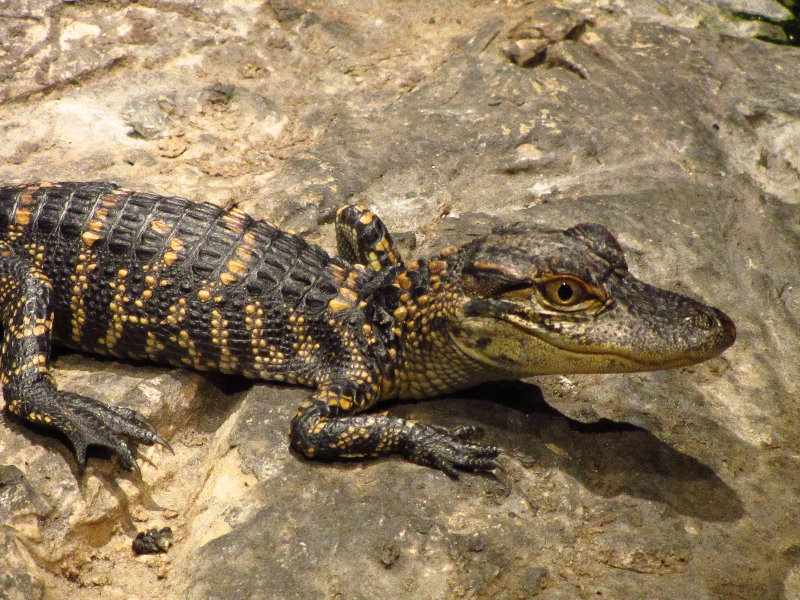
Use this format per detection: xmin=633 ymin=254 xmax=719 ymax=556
xmin=335 ymin=204 xmax=405 ymax=273
xmin=290 ymin=382 xmax=499 ymax=478
xmin=0 ymin=242 xmax=168 ymax=470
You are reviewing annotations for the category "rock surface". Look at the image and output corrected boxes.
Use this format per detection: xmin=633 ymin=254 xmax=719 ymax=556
xmin=1 ymin=1 xmax=799 ymax=598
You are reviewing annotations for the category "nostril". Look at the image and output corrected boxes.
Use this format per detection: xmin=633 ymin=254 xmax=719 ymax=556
xmin=714 ymin=308 xmax=737 ymax=343
xmin=684 ymin=311 xmax=717 ymax=330
xmin=681 ymin=307 xmax=736 ymax=352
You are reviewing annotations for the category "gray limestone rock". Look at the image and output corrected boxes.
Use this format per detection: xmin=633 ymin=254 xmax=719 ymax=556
xmin=0 ymin=1 xmax=798 ymax=599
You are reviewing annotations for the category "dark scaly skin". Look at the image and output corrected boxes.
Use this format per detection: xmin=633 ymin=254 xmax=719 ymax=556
xmin=0 ymin=182 xmax=736 ymax=477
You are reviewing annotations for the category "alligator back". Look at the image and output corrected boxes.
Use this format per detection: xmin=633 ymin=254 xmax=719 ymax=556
xmin=0 ymin=182 xmax=361 ymax=384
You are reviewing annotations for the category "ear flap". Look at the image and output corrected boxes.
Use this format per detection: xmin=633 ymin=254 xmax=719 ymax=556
xmin=460 ymin=263 xmax=530 ymax=298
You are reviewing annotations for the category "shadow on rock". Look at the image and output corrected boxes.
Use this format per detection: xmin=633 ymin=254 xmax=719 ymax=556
xmin=466 ymin=381 xmax=745 ymax=522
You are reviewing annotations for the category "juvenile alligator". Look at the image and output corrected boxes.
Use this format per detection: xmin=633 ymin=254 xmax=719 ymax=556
xmin=0 ymin=182 xmax=736 ymax=476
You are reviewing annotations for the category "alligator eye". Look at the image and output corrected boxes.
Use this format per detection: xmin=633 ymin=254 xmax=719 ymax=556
xmin=557 ymin=281 xmax=574 ymax=301
xmin=543 ymin=277 xmax=590 ymax=307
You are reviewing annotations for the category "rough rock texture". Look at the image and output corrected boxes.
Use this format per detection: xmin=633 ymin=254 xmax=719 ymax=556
xmin=1 ymin=1 xmax=799 ymax=598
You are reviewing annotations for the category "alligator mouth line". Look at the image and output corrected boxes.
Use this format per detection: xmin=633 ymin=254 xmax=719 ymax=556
xmin=496 ymin=312 xmax=708 ymax=370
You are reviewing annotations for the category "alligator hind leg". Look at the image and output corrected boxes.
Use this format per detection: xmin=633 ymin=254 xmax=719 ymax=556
xmin=0 ymin=241 xmax=167 ymax=470
xmin=335 ymin=205 xmax=405 ymax=273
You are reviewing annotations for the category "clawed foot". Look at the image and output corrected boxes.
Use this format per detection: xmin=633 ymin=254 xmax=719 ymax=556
xmin=403 ymin=423 xmax=499 ymax=479
xmin=53 ymin=392 xmax=170 ymax=471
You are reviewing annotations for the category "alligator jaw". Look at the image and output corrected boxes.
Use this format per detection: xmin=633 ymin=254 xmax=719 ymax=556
xmin=494 ymin=298 xmax=737 ymax=374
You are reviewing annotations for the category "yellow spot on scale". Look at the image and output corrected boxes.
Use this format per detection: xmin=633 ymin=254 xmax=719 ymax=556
xmin=81 ymin=231 xmax=101 ymax=247
xmin=328 ymin=298 xmax=350 ymax=312
xmin=100 ymin=193 xmax=120 ymax=206
xmin=428 ymin=260 xmax=446 ymax=274
xmin=14 ymin=209 xmax=31 ymax=225
xmin=227 ymin=259 xmax=247 ymax=276
xmin=395 ymin=273 xmax=412 ymax=290
xmin=236 ymin=246 xmax=253 ymax=261
xmin=340 ymin=287 xmax=358 ymax=302
xmin=150 ymin=220 xmax=171 ymax=235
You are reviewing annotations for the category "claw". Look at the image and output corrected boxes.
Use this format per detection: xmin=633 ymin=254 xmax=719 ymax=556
xmin=73 ymin=439 xmax=89 ymax=469
xmin=35 ymin=391 xmax=168 ymax=470
xmin=153 ymin=433 xmax=174 ymax=455
xmin=433 ymin=455 xmax=461 ymax=480
xmin=403 ymin=422 xmax=500 ymax=477
xmin=449 ymin=425 xmax=482 ymax=439
xmin=125 ymin=456 xmax=142 ymax=475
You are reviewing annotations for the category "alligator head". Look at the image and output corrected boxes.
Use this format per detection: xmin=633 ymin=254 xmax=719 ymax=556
xmin=443 ymin=222 xmax=736 ymax=377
